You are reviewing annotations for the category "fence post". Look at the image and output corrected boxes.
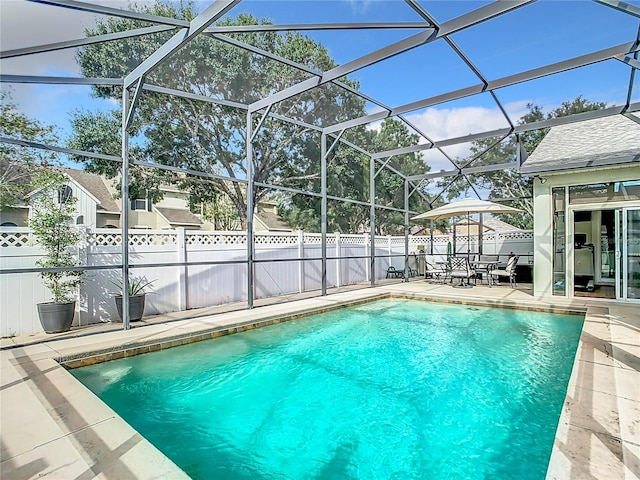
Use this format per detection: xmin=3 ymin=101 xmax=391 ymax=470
xmin=298 ymin=230 xmax=304 ymax=293
xmin=387 ymin=235 xmax=392 ymax=267
xmin=77 ymin=226 xmax=89 ymax=325
xmin=335 ymin=232 xmax=341 ymax=287
xmin=177 ymin=228 xmax=187 ymax=311
xmin=364 ymin=233 xmax=370 ymax=281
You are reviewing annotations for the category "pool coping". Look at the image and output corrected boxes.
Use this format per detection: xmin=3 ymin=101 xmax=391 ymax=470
xmin=1 ymin=284 xmax=638 ymax=479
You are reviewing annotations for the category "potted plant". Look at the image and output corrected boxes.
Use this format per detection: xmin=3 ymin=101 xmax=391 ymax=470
xmin=111 ymin=276 xmax=154 ymax=322
xmin=29 ymin=170 xmax=84 ymax=333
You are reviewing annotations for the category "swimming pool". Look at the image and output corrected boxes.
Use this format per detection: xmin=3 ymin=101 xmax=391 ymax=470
xmin=72 ymin=299 xmax=583 ymax=480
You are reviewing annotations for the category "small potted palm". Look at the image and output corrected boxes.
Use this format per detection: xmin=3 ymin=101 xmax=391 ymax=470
xmin=112 ymin=276 xmax=154 ymax=322
xmin=30 ymin=170 xmax=85 ymax=333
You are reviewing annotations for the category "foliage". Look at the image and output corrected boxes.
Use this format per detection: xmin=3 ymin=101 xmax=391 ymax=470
xmin=279 ymin=118 xmax=432 ymax=233
xmin=69 ymin=2 xmax=368 ymax=229
xmin=0 ymin=91 xmax=59 ymax=210
xmin=111 ymin=276 xmax=155 ymax=296
xmin=438 ymin=96 xmax=606 ymax=229
xmin=29 ymin=170 xmax=84 ymax=303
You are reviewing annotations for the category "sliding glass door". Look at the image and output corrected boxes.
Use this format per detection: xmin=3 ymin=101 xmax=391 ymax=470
xmin=619 ymin=208 xmax=640 ymax=302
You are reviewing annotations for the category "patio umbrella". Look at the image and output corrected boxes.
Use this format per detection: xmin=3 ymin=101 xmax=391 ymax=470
xmin=412 ymin=198 xmax=523 ymax=255
xmin=411 ymin=198 xmax=523 ymax=221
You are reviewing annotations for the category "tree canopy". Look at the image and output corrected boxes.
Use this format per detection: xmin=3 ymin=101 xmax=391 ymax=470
xmin=69 ymin=1 xmax=409 ymax=231
xmin=0 ymin=92 xmax=59 ymax=210
xmin=437 ymin=96 xmax=606 ymax=229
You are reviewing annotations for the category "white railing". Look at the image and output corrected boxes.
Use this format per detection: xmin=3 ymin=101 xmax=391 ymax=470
xmin=0 ymin=227 xmax=533 ymax=336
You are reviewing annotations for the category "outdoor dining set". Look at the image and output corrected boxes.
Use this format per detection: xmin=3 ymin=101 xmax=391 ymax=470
xmin=385 ymin=253 xmax=520 ymax=288
xmin=424 ymin=254 xmax=520 ymax=288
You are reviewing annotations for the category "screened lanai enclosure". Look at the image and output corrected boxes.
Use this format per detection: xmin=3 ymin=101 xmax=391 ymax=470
xmin=1 ymin=0 xmax=639 ymax=331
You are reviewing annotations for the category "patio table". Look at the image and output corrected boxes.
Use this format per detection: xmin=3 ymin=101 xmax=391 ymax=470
xmin=472 ymin=260 xmax=498 ymax=285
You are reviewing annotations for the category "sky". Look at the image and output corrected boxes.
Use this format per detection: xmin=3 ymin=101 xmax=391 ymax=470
xmin=1 ymin=0 xmax=639 ymax=175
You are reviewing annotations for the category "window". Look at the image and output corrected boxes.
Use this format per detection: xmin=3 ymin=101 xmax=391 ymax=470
xmin=569 ymin=181 xmax=640 ymax=204
xmin=76 ymin=215 xmax=84 ymax=225
xmin=58 ymin=185 xmax=73 ymax=203
xmin=131 ymin=198 xmax=150 ymax=211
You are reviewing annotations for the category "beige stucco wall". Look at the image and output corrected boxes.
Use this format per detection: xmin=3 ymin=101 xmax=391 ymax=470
xmin=532 ymin=164 xmax=640 ymax=299
xmin=96 ymin=213 xmax=120 ymax=228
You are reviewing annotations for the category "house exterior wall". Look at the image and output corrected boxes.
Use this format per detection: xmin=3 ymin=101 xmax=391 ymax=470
xmin=157 ymin=190 xmax=189 ymax=209
xmin=70 ymin=184 xmax=98 ymax=227
xmin=96 ymin=213 xmax=120 ymax=228
xmin=28 ymin=184 xmax=98 ymax=227
xmin=532 ymin=164 xmax=640 ymax=299
xmin=129 ymin=210 xmax=158 ymax=229
xmin=0 ymin=208 xmax=29 ymax=226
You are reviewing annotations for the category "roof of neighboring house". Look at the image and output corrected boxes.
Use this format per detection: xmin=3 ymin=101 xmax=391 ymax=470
xmin=255 ymin=207 xmax=291 ymax=231
xmin=520 ymin=114 xmax=640 ymax=174
xmin=155 ymin=207 xmax=202 ymax=226
xmin=62 ymin=168 xmax=120 ymax=212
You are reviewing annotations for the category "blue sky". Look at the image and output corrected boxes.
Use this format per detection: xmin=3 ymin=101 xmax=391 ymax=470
xmin=1 ymin=0 xmax=639 ymax=172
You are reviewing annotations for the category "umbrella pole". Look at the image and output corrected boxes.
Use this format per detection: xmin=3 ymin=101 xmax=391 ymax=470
xmin=430 ymin=220 xmax=434 ymax=255
xmin=453 ymin=224 xmax=457 ymax=256
xmin=479 ymin=213 xmax=484 ymax=255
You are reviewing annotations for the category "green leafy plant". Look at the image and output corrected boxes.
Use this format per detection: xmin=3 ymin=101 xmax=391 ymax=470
xmin=29 ymin=170 xmax=84 ymax=303
xmin=111 ymin=276 xmax=155 ymax=296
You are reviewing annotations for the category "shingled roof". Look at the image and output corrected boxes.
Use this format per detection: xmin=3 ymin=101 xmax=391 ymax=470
xmin=255 ymin=206 xmax=291 ymax=232
xmin=62 ymin=168 xmax=120 ymax=213
xmin=521 ymin=114 xmax=640 ymax=175
xmin=155 ymin=207 xmax=202 ymax=226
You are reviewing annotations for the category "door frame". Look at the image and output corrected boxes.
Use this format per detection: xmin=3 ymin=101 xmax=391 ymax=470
xmin=567 ymin=200 xmax=640 ymax=302
xmin=619 ymin=207 xmax=640 ymax=303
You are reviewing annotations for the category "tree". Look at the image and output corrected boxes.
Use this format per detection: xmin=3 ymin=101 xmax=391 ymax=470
xmin=29 ymin=169 xmax=84 ymax=303
xmin=438 ymin=96 xmax=606 ymax=229
xmin=371 ymin=118 xmax=431 ymax=233
xmin=279 ymin=118 xmax=432 ymax=233
xmin=0 ymin=92 xmax=59 ymax=210
xmin=68 ymin=2 xmax=368 ymax=228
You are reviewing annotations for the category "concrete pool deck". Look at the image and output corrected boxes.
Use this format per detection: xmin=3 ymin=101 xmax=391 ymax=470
xmin=1 ymin=281 xmax=638 ymax=479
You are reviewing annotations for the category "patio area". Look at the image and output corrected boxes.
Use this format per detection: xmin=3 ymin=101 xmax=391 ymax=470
xmin=1 ymin=280 xmax=638 ymax=479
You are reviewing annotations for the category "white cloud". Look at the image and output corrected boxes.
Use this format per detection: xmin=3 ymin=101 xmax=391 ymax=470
xmin=363 ymin=101 xmax=531 ymax=172
xmin=404 ymin=102 xmax=531 ymax=172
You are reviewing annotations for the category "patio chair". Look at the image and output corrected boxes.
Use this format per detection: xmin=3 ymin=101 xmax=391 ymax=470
xmin=449 ymin=257 xmax=476 ymax=288
xmin=424 ymin=256 xmax=448 ymax=284
xmin=385 ymin=266 xmax=404 ymax=278
xmin=489 ymin=255 xmax=519 ymax=288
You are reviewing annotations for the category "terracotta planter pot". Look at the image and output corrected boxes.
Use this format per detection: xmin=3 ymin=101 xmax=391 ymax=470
xmin=37 ymin=301 xmax=75 ymax=333
xmin=114 ymin=294 xmax=146 ymax=322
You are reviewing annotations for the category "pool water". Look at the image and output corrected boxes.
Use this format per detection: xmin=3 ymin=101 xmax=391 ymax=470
xmin=72 ymin=299 xmax=583 ymax=480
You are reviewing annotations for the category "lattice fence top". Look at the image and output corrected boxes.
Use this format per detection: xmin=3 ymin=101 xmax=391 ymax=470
xmin=255 ymin=233 xmax=298 ymax=245
xmin=185 ymin=231 xmax=247 ymax=246
xmin=499 ymin=231 xmax=534 ymax=240
xmin=0 ymin=229 xmax=33 ymax=248
xmin=1 ymin=227 xmax=533 ymax=248
xmin=89 ymin=230 xmax=178 ymax=246
xmin=340 ymin=234 xmax=367 ymax=245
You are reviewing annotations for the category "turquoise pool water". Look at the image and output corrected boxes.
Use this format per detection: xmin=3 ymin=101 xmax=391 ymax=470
xmin=72 ymin=299 xmax=583 ymax=480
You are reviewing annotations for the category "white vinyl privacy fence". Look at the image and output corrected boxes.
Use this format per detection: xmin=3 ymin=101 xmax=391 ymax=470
xmin=0 ymin=227 xmax=533 ymax=336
